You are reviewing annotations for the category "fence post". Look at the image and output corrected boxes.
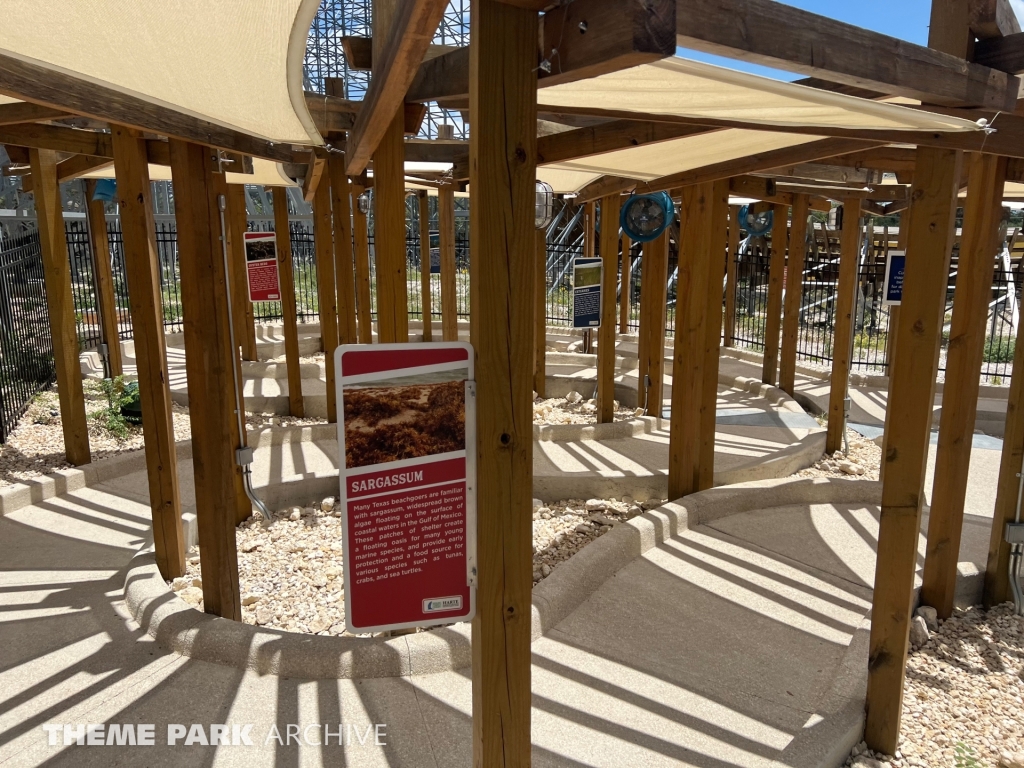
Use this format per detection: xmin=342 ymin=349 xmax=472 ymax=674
xmin=272 ymin=186 xmax=305 ymax=417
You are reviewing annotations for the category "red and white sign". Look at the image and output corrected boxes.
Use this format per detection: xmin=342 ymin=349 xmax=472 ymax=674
xmin=335 ymin=342 xmax=476 ymax=633
xmin=244 ymin=232 xmax=281 ymax=302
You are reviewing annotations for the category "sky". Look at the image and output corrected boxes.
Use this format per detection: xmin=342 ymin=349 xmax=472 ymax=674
xmin=678 ymin=0 xmax=1024 ymax=79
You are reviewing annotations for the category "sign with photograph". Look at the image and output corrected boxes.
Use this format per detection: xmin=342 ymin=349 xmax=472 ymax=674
xmin=883 ymin=251 xmax=905 ymax=306
xmin=572 ymin=257 xmax=603 ymax=328
xmin=244 ymin=232 xmax=281 ymax=303
xmin=335 ymin=342 xmax=477 ymax=633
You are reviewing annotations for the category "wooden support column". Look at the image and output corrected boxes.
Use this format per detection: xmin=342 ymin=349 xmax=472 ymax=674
xmin=637 ymin=231 xmax=669 ymax=415
xmin=169 ymin=141 xmax=253 ymax=620
xmin=535 ymin=227 xmax=547 ymax=397
xmin=619 ymin=232 xmax=631 ymax=333
xmin=272 ymin=186 xmax=304 ymax=416
xmin=469 ymin=0 xmax=537 ymax=762
xmin=669 ymin=183 xmax=712 ymax=499
xmin=779 ymin=195 xmax=810 ymax=395
xmin=439 ymin=184 xmax=458 ymax=341
xmin=110 ymin=128 xmax=184 ymax=580
xmin=865 ymin=146 xmax=963 ymax=755
xmin=84 ymin=181 xmax=123 ymax=377
xmin=373 ymin=115 xmax=408 ymax=343
xmin=582 ymin=201 xmax=596 ymax=353
xmin=923 ymin=153 xmax=1006 ymax=618
xmin=698 ymin=180 xmax=731 ymax=491
xmin=29 ymin=149 xmax=90 ymax=466
xmin=826 ymin=202 xmax=862 ymax=455
xmin=723 ymin=204 xmax=741 ymax=347
xmin=597 ymin=194 xmax=620 ymax=423
xmin=226 ymin=184 xmax=259 ymax=362
xmin=353 ymin=186 xmax=374 ymax=343
xmin=417 ymin=191 xmax=433 ymax=341
xmin=313 ymin=177 xmax=340 ymax=423
xmin=761 ymin=203 xmax=788 ymax=385
xmin=329 ymin=156 xmax=358 ymax=346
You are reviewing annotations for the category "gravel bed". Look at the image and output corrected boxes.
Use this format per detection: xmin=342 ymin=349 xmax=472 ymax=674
xmin=533 ymin=392 xmax=638 ymax=425
xmin=844 ymin=603 xmax=1024 ymax=768
xmin=794 ymin=426 xmax=881 ymax=481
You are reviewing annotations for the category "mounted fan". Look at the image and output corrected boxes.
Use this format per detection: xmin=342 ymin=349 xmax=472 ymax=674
xmin=738 ymin=204 xmax=773 ymax=236
xmin=619 ymin=192 xmax=674 ymax=243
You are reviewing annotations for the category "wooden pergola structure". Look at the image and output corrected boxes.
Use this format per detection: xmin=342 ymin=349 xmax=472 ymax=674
xmin=4 ymin=0 xmax=1024 ymax=760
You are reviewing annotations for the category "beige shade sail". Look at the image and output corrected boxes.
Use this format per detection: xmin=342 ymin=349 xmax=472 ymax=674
xmin=0 ymin=0 xmax=321 ymax=145
xmin=81 ymin=158 xmax=298 ymax=187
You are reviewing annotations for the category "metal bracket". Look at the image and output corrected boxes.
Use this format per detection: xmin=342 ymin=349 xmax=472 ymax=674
xmin=235 ymin=446 xmax=254 ymax=467
xmin=1006 ymin=522 xmax=1024 ymax=545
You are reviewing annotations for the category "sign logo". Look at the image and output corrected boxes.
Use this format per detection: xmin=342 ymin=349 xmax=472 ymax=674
xmin=423 ymin=596 xmax=462 ymax=613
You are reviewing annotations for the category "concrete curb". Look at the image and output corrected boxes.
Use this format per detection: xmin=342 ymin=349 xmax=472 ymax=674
xmin=533 ymin=416 xmax=663 ymax=442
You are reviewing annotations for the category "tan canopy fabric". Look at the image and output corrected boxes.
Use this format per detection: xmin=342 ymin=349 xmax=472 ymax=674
xmin=81 ymin=158 xmax=299 ymax=187
xmin=0 ymin=0 xmax=321 ymax=145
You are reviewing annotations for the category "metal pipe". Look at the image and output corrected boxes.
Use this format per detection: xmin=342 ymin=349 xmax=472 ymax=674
xmin=217 ymin=191 xmax=272 ymax=522
xmin=1010 ymin=545 xmax=1024 ymax=617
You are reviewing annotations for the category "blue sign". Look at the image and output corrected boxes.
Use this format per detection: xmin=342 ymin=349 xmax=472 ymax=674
xmin=572 ymin=257 xmax=603 ymax=328
xmin=884 ymin=253 xmax=905 ymax=305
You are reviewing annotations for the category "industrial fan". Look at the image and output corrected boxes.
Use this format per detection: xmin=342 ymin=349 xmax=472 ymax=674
xmin=737 ymin=204 xmax=773 ymax=236
xmin=619 ymin=191 xmax=674 ymax=243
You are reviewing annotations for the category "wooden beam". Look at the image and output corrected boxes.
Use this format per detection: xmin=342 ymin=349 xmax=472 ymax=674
xmin=371 ymin=112 xmax=409 ymax=342
xmin=340 ymin=35 xmax=461 ymax=70
xmin=272 ymin=186 xmax=305 ymax=417
xmin=619 ymin=232 xmax=632 ymax=334
xmin=723 ymin=204 xmax=740 ymax=347
xmin=865 ymin=146 xmax=963 ymax=755
xmin=438 ymin=184 xmax=458 ymax=341
xmin=84 ymin=181 xmax=123 ymax=377
xmin=823 ymin=147 xmax=919 ymax=173
xmin=0 ymin=124 xmax=112 ymax=157
xmin=826 ymin=201 xmax=862 ymax=455
xmin=0 ymin=101 xmax=69 ymax=126
xmin=674 ymin=0 xmax=1019 ymax=109
xmin=469 ymin=0 xmax=537 ymax=761
xmin=352 ymin=185 xmax=374 ymax=344
xmin=970 ymin=0 xmax=1021 ymax=39
xmin=169 ymin=140 xmax=251 ymax=619
xmin=110 ymin=128 xmax=185 ymax=580
xmin=329 ymin=156 xmax=358 ymax=346
xmin=417 ymin=190 xmax=433 ymax=341
xmin=638 ymin=230 xmax=669 ymax=415
xmin=770 ymin=163 xmax=881 ymax=186
xmin=761 ymin=203 xmax=788 ymax=386
xmin=576 ymin=175 xmax=638 ymax=203
xmin=302 ymin=151 xmax=327 ymax=203
xmin=923 ymin=152 xmax=1007 ymax=618
xmin=597 ymin=194 xmax=620 ymax=422
xmin=313 ymin=177 xmax=340 ymax=423
xmin=535 ymin=227 xmax=547 ymax=397
xmin=973 ymin=32 xmax=1024 ymax=72
xmin=407 ymin=47 xmax=471 ymax=103
xmin=779 ymin=195 xmax=810 ymax=395
xmin=345 ymin=0 xmax=449 ymax=175
xmin=303 ymin=92 xmax=358 ymax=134
xmin=538 ymin=121 xmax=717 ymax=165
xmin=404 ymin=138 xmax=468 ymax=163
xmin=225 ymin=184 xmax=259 ymax=362
xmin=29 ymin=148 xmax=90 ymax=466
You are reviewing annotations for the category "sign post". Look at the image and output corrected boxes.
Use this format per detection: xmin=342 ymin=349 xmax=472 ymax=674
xmin=335 ymin=342 xmax=476 ymax=633
xmin=244 ymin=231 xmax=282 ymax=302
xmin=572 ymin=256 xmax=603 ymax=328
xmin=883 ymin=250 xmax=906 ymax=306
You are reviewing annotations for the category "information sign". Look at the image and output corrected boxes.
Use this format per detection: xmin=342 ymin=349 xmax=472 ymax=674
xmin=572 ymin=257 xmax=603 ymax=328
xmin=883 ymin=251 xmax=905 ymax=306
xmin=244 ymin=232 xmax=281 ymax=302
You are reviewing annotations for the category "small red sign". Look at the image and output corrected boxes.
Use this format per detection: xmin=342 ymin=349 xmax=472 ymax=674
xmin=244 ymin=232 xmax=281 ymax=302
xmin=335 ymin=342 xmax=476 ymax=633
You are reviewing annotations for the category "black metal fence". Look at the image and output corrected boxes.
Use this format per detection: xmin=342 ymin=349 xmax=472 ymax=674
xmin=0 ymin=230 xmax=55 ymax=442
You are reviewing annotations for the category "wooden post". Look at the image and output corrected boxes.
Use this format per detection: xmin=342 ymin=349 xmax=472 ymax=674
xmin=923 ymin=153 xmax=1006 ymax=618
xmin=826 ymin=202 xmax=862 ymax=455
xmin=723 ymin=204 xmax=741 ymax=348
xmin=226 ymin=184 xmax=258 ymax=362
xmin=353 ymin=186 xmax=374 ymax=343
xmin=534 ymin=227 xmax=547 ymax=397
xmin=619 ymin=232 xmax=631 ymax=333
xmin=85 ymin=181 xmax=123 ymax=377
xmin=879 ymin=216 xmax=910 ymax=488
xmin=313 ymin=176 xmax=340 ymax=423
xmin=417 ymin=191 xmax=433 ymax=341
xmin=698 ymin=179 xmax=731 ymax=491
xmin=761 ymin=203 xmax=788 ymax=385
xmin=373 ymin=120 xmax=408 ymax=344
xmin=597 ymin=194 xmax=620 ymax=423
xmin=169 ymin=141 xmax=253 ymax=620
xmin=439 ymin=184 xmax=458 ymax=341
xmin=329 ymin=155 xmax=358 ymax=346
xmin=779 ymin=195 xmax=810 ymax=395
xmin=669 ymin=184 xmax=712 ymax=499
xmin=637 ymin=231 xmax=669 ymax=415
xmin=582 ymin=201 xmax=596 ymax=354
xmin=110 ymin=127 xmax=184 ymax=580
xmin=469 ymin=0 xmax=537 ymax=761
xmin=29 ymin=149 xmax=90 ymax=466
xmin=865 ymin=146 xmax=963 ymax=755
xmin=272 ymin=186 xmax=304 ymax=417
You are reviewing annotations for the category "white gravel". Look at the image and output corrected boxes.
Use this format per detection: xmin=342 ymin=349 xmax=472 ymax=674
xmin=795 ymin=427 xmax=881 ymax=481
xmin=533 ymin=393 xmax=636 ymax=425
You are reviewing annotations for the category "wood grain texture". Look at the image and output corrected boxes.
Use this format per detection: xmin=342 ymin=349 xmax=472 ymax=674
xmin=417 ymin=191 xmax=433 ymax=341
xmin=468 ymin=1 xmax=537 ymax=762
xmin=922 ymin=153 xmax=1006 ymax=618
xmin=779 ymin=195 xmax=810 ymax=395
xmin=272 ymin=186 xmax=305 ymax=417
xmin=372 ymin=114 xmax=409 ymax=343
xmin=865 ymin=147 xmax=963 ymax=755
xmin=85 ymin=182 xmax=123 ymax=377
xmin=619 ymin=232 xmax=632 ymax=334
xmin=4 ymin=124 xmax=112 ymax=157
xmin=353 ymin=187 xmax=374 ymax=343
xmin=597 ymin=194 xmax=620 ymax=423
xmin=439 ymin=185 xmax=458 ymax=341
xmin=637 ymin=231 xmax=669 ymax=415
xmin=110 ymin=129 xmax=185 ymax=579
xmin=825 ymin=203 xmax=862 ymax=454
xmin=29 ymin=148 xmax=90 ymax=467
xmin=761 ymin=203 xmax=788 ymax=386
xmin=537 ymin=122 xmax=715 ymax=166
xmin=313 ymin=178 xmax=340 ymax=423
xmin=973 ymin=32 xmax=1024 ymax=73
xmin=329 ymin=155 xmax=359 ymax=345
xmin=723 ymin=204 xmax=740 ymax=347
xmin=535 ymin=227 xmax=547 ymax=397
xmin=226 ymin=184 xmax=258 ymax=362
xmin=169 ymin=140 xmax=251 ymax=620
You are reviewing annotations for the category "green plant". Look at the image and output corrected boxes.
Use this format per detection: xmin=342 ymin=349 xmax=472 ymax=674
xmin=91 ymin=376 xmax=139 ymax=440
xmin=954 ymin=742 xmax=982 ymax=768
xmin=983 ymin=336 xmax=1015 ymax=364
